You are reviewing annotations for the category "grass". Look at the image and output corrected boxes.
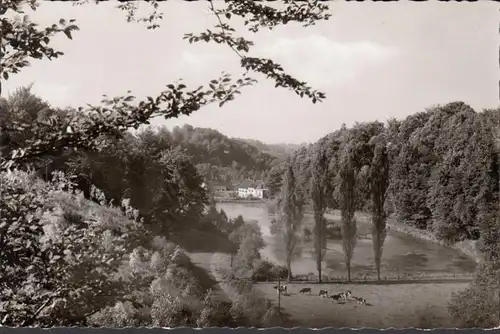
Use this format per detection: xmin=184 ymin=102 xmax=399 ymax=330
xmin=255 ymin=281 xmax=469 ymax=328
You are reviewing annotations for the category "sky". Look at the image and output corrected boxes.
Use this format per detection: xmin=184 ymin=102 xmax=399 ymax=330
xmin=4 ymin=1 xmax=499 ymax=144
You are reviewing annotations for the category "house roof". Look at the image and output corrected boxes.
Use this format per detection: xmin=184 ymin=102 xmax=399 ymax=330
xmin=237 ymin=179 xmax=266 ymax=189
xmin=210 ymin=181 xmax=233 ymax=189
xmin=237 ymin=179 xmax=256 ymax=189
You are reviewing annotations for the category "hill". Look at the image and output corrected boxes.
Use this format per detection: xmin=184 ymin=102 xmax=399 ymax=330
xmin=235 ymin=138 xmax=308 ymax=162
xmin=153 ymin=124 xmax=288 ymax=184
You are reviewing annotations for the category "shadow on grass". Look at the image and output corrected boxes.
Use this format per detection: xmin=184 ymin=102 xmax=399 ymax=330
xmin=270 ymin=306 xmax=295 ymax=328
xmin=186 ymin=259 xmax=220 ymax=292
xmin=170 ymin=229 xmax=234 ymax=253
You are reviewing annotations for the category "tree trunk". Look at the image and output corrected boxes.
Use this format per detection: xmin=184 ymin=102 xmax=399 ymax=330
xmin=347 ymin=262 xmax=351 ymax=282
xmin=377 ymin=266 xmax=381 ymax=281
xmin=287 ymin=261 xmax=292 ymax=282
xmin=318 ymin=265 xmax=322 ymax=284
xmin=230 ymin=253 xmax=234 ymax=268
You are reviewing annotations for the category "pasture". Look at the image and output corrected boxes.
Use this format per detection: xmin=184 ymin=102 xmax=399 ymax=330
xmin=255 ymin=282 xmax=469 ymax=328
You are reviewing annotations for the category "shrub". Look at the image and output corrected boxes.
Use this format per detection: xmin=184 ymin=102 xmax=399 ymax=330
xmin=251 ymin=260 xmax=288 ymax=282
xmin=88 ymin=301 xmax=139 ymax=328
xmin=197 ymin=290 xmax=235 ymax=328
xmin=326 ymin=223 xmax=342 ymax=240
xmin=0 ymin=170 xmax=146 ymax=327
xmin=448 ymin=262 xmax=499 ymax=328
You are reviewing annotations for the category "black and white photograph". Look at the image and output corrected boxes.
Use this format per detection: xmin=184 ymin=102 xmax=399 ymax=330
xmin=0 ymin=0 xmax=499 ymax=329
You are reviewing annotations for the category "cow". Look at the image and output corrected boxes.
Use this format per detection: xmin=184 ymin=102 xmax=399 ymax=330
xmin=274 ymin=285 xmax=287 ymax=295
xmin=352 ymin=296 xmax=367 ymax=305
xmin=341 ymin=290 xmax=352 ymax=300
xmin=330 ymin=293 xmax=343 ymax=301
xmin=318 ymin=289 xmax=329 ymax=298
xmin=299 ymin=287 xmax=312 ymax=294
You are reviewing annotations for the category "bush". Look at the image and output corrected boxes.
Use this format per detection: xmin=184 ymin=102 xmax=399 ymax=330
xmin=88 ymin=302 xmax=141 ymax=328
xmin=326 ymin=222 xmax=342 ymax=240
xmin=197 ymin=290 xmax=236 ymax=328
xmin=448 ymin=262 xmax=499 ymax=328
xmin=251 ymin=260 xmax=288 ymax=282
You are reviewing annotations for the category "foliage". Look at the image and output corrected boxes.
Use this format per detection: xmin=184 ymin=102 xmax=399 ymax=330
xmin=229 ymin=219 xmax=265 ymax=277
xmin=369 ymin=133 xmax=390 ymax=281
xmin=1 ymin=0 xmax=330 ymax=171
xmin=273 ymin=160 xmax=305 ymax=281
xmin=337 ymin=142 xmax=358 ymax=282
xmin=159 ymin=124 xmax=277 ymax=184
xmin=251 ymin=260 xmax=288 ymax=282
xmin=265 ymin=163 xmax=287 ymax=198
xmin=448 ymin=261 xmax=500 ymax=328
xmin=310 ymin=138 xmax=330 ymax=283
xmin=64 ymin=131 xmax=209 ymax=237
xmin=0 ymin=170 xmax=146 ymax=327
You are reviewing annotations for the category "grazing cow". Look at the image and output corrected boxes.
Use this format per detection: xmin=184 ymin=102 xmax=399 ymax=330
xmin=330 ymin=293 xmax=342 ymax=301
xmin=299 ymin=287 xmax=312 ymax=294
xmin=318 ymin=290 xmax=329 ymax=298
xmin=342 ymin=290 xmax=352 ymax=300
xmin=352 ymin=296 xmax=367 ymax=305
xmin=274 ymin=285 xmax=287 ymax=295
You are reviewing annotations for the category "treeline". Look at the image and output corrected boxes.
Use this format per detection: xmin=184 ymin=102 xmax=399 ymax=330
xmin=236 ymin=138 xmax=308 ymax=163
xmin=270 ymin=102 xmax=499 ymax=245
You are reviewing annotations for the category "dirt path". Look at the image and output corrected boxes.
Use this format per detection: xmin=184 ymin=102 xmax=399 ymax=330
xmin=188 ymin=252 xmax=231 ymax=303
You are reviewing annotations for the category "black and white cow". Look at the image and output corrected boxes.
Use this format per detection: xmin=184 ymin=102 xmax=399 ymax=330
xmin=274 ymin=285 xmax=287 ymax=295
xmin=299 ymin=287 xmax=312 ymax=294
xmin=318 ymin=289 xmax=329 ymax=298
xmin=352 ymin=296 xmax=367 ymax=305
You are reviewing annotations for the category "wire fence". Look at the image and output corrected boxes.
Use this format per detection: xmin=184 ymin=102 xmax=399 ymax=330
xmin=269 ymin=271 xmax=474 ymax=285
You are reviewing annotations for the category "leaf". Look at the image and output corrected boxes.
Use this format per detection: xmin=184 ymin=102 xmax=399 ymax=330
xmin=2 ymin=71 xmax=9 ymax=80
xmin=64 ymin=29 xmax=73 ymax=40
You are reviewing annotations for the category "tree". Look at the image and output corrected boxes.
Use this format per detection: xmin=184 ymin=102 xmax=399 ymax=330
xmin=337 ymin=142 xmax=358 ymax=282
xmin=368 ymin=134 xmax=390 ymax=281
xmin=273 ymin=161 xmax=305 ymax=282
xmin=266 ymin=164 xmax=286 ymax=198
xmin=310 ymin=140 xmax=329 ymax=283
xmin=1 ymin=0 xmax=331 ymax=171
xmin=229 ymin=220 xmax=265 ymax=276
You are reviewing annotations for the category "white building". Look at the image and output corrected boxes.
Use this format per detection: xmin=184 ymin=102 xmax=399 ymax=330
xmin=237 ymin=180 xmax=268 ymax=199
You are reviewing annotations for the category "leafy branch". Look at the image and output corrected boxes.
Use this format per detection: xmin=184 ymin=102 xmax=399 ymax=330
xmin=184 ymin=0 xmax=329 ymax=103
xmin=1 ymin=72 xmax=257 ymax=170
